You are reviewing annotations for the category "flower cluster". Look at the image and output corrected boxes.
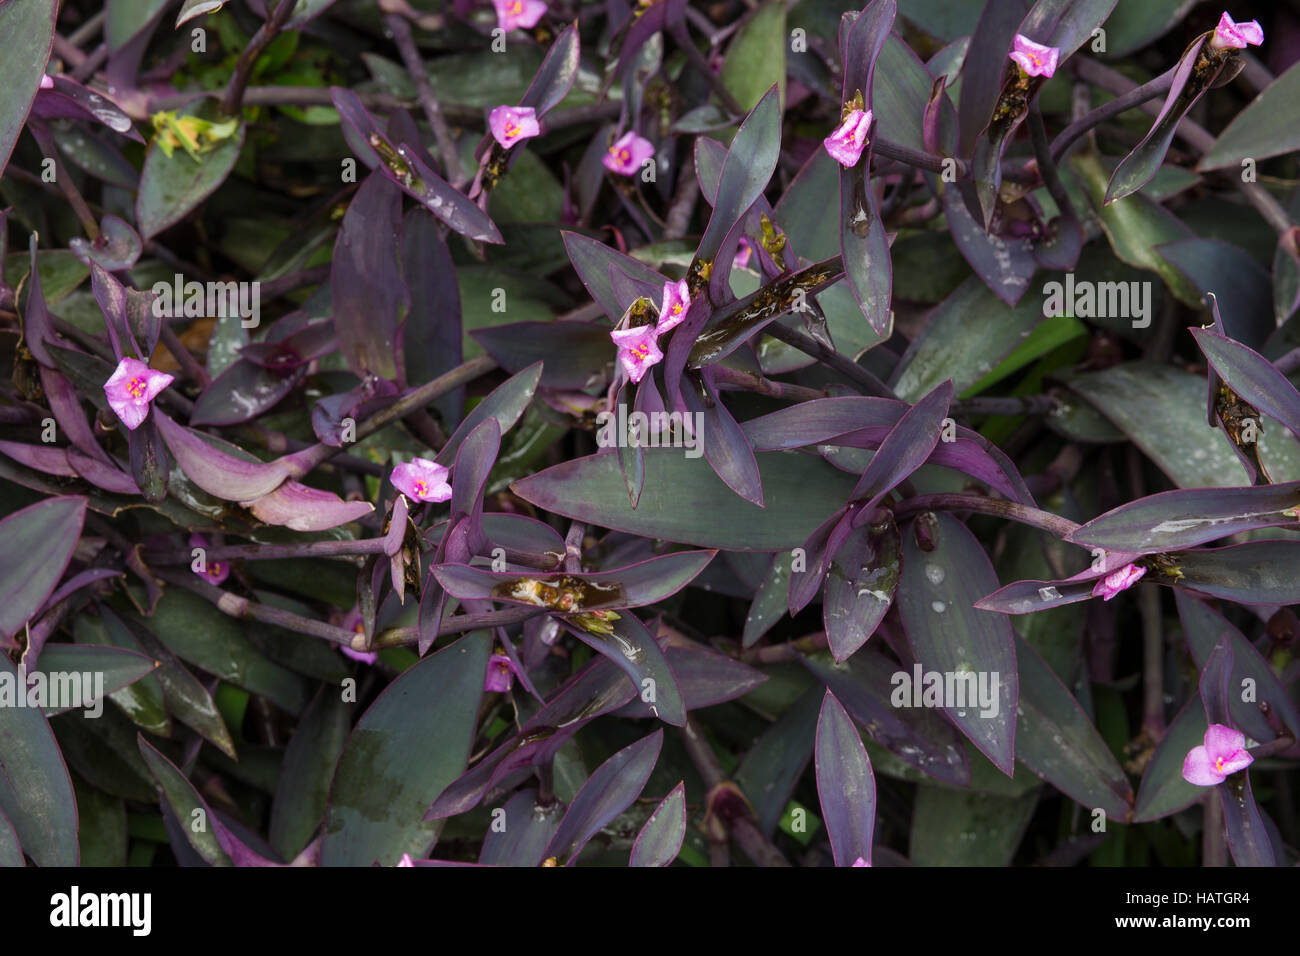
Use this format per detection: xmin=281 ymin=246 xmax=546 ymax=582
xmin=609 ymin=280 xmax=692 ymax=383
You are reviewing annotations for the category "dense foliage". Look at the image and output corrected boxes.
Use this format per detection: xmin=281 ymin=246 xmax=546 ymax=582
xmin=1 ymin=0 xmax=1299 ymax=868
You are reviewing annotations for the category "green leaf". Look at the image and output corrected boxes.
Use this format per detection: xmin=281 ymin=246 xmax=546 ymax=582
xmin=1061 ymin=362 xmax=1300 ymax=486
xmin=0 ymin=0 xmax=57 ymax=176
xmin=136 ymin=119 xmax=245 ymax=240
xmin=137 ymin=736 xmax=232 ymax=866
xmin=1202 ymin=60 xmax=1300 ymax=170
xmin=1070 ymin=151 xmax=1201 ymax=306
xmin=1132 ymin=694 xmax=1207 ymax=821
xmin=890 ymin=276 xmax=1045 ymax=401
xmin=322 ymin=631 xmax=490 ymax=866
xmin=1100 ymin=0 xmax=1197 ymax=56
xmin=270 ymin=688 xmax=352 ymax=861
xmin=512 ymin=449 xmax=858 ymax=550
xmin=146 ymin=590 xmax=309 ymax=716
xmin=73 ymin=778 xmax=127 ymax=866
xmin=0 ymin=653 xmax=79 ymax=866
xmin=720 ymin=3 xmax=786 ymax=112
xmin=1014 ymin=636 xmax=1133 ymax=819
xmin=909 ymin=785 xmax=1037 ymax=865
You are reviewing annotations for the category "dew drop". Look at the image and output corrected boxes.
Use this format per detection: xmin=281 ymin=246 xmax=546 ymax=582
xmin=931 ymin=600 xmax=946 ymax=613
xmin=925 ymin=564 xmax=945 ymax=586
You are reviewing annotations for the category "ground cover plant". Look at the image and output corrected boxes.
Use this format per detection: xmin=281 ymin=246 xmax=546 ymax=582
xmin=1 ymin=0 xmax=1299 ymax=869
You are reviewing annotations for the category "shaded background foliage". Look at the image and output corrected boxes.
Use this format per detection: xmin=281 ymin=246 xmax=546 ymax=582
xmin=0 ymin=0 xmax=1298 ymax=867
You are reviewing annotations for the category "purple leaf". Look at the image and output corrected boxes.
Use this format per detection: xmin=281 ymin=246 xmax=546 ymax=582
xmin=244 ymin=481 xmax=374 ymax=532
xmin=426 ymin=655 xmax=637 ymax=819
xmin=190 ymin=359 xmax=305 ymax=427
xmin=802 ymin=647 xmax=970 ymax=786
xmin=520 ymin=23 xmax=581 ymax=116
xmin=1176 ymin=592 xmax=1299 ymax=741
xmin=613 ymin=640 xmax=767 ymax=718
xmin=512 ymin=448 xmax=857 ymax=551
xmin=0 ymin=496 xmax=87 ymax=641
xmin=0 ymin=653 xmax=78 ymax=865
xmin=436 ymin=363 xmax=542 ymax=467
xmin=1067 ymin=481 xmax=1300 ymax=553
xmin=1192 ymin=326 xmax=1300 ymax=443
xmin=435 ymin=550 xmax=715 ymax=609
xmin=683 ymin=369 xmax=764 ymax=505
xmin=402 ymin=208 xmax=462 ymax=415
xmin=943 ymin=185 xmax=1036 ymax=305
xmin=154 ymin=412 xmax=296 ymax=500
xmin=1105 ymin=36 xmax=1216 ymax=204
xmin=561 ymin=231 xmax=666 ymax=322
xmin=956 ymin=0 xmax=1031 ymax=156
xmin=558 ymin=611 xmax=687 ymax=726
xmin=823 ymin=512 xmax=900 ymax=661
xmin=331 ymin=170 xmax=406 ymax=381
xmin=838 ymin=0 xmax=895 ymax=335
xmin=815 ymin=689 xmax=877 ymax=867
xmin=478 ymin=789 xmax=563 ymax=867
xmin=543 ymin=729 xmax=663 ymax=865
xmin=851 ymin=380 xmax=952 ymax=506
xmin=70 ymin=215 xmax=142 ymax=271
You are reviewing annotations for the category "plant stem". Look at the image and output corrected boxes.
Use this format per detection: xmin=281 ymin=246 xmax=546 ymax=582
xmin=761 ymin=323 xmax=896 ymax=398
xmin=385 ymin=12 xmax=466 ymax=188
xmin=1051 ymin=66 xmax=1176 ymax=163
xmin=894 ymin=493 xmax=1082 ymax=538
xmin=148 ymin=538 xmax=389 ymax=564
xmin=221 ymin=0 xmax=299 ymax=117
xmin=156 ymin=568 xmax=360 ymax=646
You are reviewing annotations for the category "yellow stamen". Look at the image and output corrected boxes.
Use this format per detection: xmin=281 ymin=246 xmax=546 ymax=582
xmin=127 ymin=377 xmax=146 ymax=399
xmin=414 ymin=479 xmax=428 ymax=498
xmin=508 ymin=0 xmax=522 ymax=13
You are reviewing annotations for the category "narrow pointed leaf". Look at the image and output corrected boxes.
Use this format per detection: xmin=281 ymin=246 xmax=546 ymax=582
xmin=815 ymin=690 xmax=876 ymax=866
xmin=629 ymin=781 xmax=686 ymax=867
xmin=897 ymin=513 xmax=1018 ymax=775
xmin=544 ymin=729 xmax=663 ymax=865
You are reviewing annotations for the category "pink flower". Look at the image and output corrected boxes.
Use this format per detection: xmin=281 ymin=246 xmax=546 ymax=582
xmin=734 ymin=238 xmax=753 ymax=270
xmin=610 ymin=325 xmax=663 ymax=383
xmin=602 ymin=131 xmax=654 ymax=176
xmin=851 ymin=856 xmax=871 ymax=867
xmin=485 ymin=653 xmax=520 ymax=693
xmin=1210 ymin=12 xmax=1264 ymax=50
xmin=397 ymin=853 xmax=415 ymax=866
xmin=189 ymin=533 xmax=229 ymax=586
xmin=1091 ymin=562 xmax=1146 ymax=601
xmin=823 ymin=109 xmax=872 ymax=167
xmin=339 ymin=607 xmax=378 ymax=665
xmin=40 ymin=75 xmax=54 ymax=90
xmin=104 ymin=357 xmax=174 ymax=431
xmin=493 ymin=0 xmax=546 ymax=31
xmin=390 ymin=458 xmax=452 ymax=503
xmin=656 ymin=279 xmax=691 ymax=334
xmin=489 ymin=105 xmax=540 ymax=149
xmin=1008 ymin=34 xmax=1060 ymax=78
xmin=1182 ymin=723 xmax=1254 ymax=786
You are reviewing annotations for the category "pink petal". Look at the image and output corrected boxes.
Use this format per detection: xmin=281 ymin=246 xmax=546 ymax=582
xmin=1181 ymin=745 xmax=1224 ymax=786
xmin=1203 ymin=723 xmax=1246 ymax=759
